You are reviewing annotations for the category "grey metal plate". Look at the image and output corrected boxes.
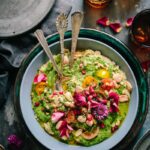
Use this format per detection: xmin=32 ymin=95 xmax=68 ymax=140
xmin=0 ymin=0 xmax=55 ymax=38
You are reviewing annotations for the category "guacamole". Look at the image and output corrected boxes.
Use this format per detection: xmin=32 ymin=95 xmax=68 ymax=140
xmin=31 ymin=49 xmax=132 ymax=146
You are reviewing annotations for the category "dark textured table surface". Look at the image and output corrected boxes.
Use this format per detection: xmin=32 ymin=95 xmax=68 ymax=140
xmin=0 ymin=0 xmax=150 ymax=149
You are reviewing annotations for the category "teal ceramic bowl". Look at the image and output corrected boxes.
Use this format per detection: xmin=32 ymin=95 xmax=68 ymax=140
xmin=14 ymin=29 xmax=148 ymax=150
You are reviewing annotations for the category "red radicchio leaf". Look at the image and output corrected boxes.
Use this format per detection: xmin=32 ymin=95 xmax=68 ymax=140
xmin=109 ymin=22 xmax=122 ymax=33
xmin=96 ymin=17 xmax=110 ymax=27
xmin=33 ymin=73 xmax=47 ymax=84
xmin=126 ymin=17 xmax=134 ymax=27
xmin=51 ymin=112 xmax=64 ymax=123
xmin=73 ymin=92 xmax=87 ymax=107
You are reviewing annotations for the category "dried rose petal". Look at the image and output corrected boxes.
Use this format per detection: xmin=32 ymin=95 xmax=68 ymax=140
xmin=90 ymin=100 xmax=100 ymax=108
xmin=33 ymin=73 xmax=47 ymax=84
xmin=73 ymin=92 xmax=87 ymax=107
xmin=57 ymin=120 xmax=73 ymax=138
xmin=67 ymin=125 xmax=73 ymax=131
xmin=7 ymin=134 xmax=23 ymax=149
xmin=60 ymin=128 xmax=68 ymax=137
xmin=96 ymin=17 xmax=110 ymax=27
xmin=51 ymin=112 xmax=64 ymax=123
xmin=109 ymin=92 xmax=119 ymax=104
xmin=109 ymin=92 xmax=119 ymax=113
xmin=141 ymin=60 xmax=150 ymax=72
xmin=126 ymin=17 xmax=134 ymax=27
xmin=109 ymin=22 xmax=122 ymax=33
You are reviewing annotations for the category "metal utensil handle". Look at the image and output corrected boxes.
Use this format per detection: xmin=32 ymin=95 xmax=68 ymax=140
xmin=70 ymin=11 xmax=84 ymax=66
xmin=34 ymin=30 xmax=62 ymax=77
xmin=56 ymin=13 xmax=68 ymax=70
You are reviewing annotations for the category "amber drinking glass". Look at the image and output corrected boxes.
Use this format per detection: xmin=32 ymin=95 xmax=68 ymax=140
xmin=86 ymin=0 xmax=112 ymax=9
xmin=131 ymin=9 xmax=150 ymax=47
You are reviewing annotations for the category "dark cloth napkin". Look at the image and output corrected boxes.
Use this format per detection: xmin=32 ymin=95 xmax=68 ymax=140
xmin=0 ymin=0 xmax=72 ymax=107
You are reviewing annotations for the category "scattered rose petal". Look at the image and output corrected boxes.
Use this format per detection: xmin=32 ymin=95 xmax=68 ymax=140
xmin=33 ymin=73 xmax=47 ymax=84
xmin=141 ymin=60 xmax=150 ymax=72
xmin=7 ymin=134 xmax=23 ymax=149
xmin=109 ymin=22 xmax=122 ymax=33
xmin=97 ymin=17 xmax=110 ymax=27
xmin=126 ymin=17 xmax=134 ymax=27
xmin=51 ymin=112 xmax=64 ymax=123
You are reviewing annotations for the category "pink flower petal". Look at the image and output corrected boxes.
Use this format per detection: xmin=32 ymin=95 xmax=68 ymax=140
xmin=67 ymin=125 xmax=73 ymax=131
xmin=33 ymin=73 xmax=47 ymax=84
xmin=60 ymin=128 xmax=67 ymax=137
xmin=58 ymin=120 xmax=67 ymax=130
xmin=109 ymin=92 xmax=119 ymax=104
xmin=109 ymin=92 xmax=119 ymax=113
xmin=51 ymin=112 xmax=64 ymax=123
xmin=90 ymin=100 xmax=100 ymax=108
xmin=73 ymin=92 xmax=87 ymax=107
xmin=97 ymin=17 xmax=110 ymax=27
xmin=109 ymin=22 xmax=122 ymax=33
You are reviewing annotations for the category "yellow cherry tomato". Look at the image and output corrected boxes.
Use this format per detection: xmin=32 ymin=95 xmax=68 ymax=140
xmin=96 ymin=69 xmax=110 ymax=79
xmin=35 ymin=82 xmax=47 ymax=95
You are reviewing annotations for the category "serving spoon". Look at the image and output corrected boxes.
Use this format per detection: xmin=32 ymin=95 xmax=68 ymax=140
xmin=56 ymin=13 xmax=68 ymax=71
xmin=34 ymin=29 xmax=63 ymax=90
xmin=69 ymin=11 xmax=84 ymax=67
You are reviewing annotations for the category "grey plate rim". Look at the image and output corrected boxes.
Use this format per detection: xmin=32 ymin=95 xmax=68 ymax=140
xmin=0 ymin=0 xmax=55 ymax=38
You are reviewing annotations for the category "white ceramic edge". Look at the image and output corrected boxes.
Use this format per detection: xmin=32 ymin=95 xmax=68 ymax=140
xmin=20 ymin=37 xmax=139 ymax=150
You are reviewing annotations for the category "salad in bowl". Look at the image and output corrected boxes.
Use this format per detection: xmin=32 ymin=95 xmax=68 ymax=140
xmin=31 ymin=49 xmax=132 ymax=146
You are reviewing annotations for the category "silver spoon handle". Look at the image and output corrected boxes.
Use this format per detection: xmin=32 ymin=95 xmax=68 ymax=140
xmin=70 ymin=11 xmax=83 ymax=66
xmin=60 ymin=32 xmax=65 ymax=66
xmin=56 ymin=13 xmax=68 ymax=71
xmin=34 ymin=30 xmax=62 ymax=77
